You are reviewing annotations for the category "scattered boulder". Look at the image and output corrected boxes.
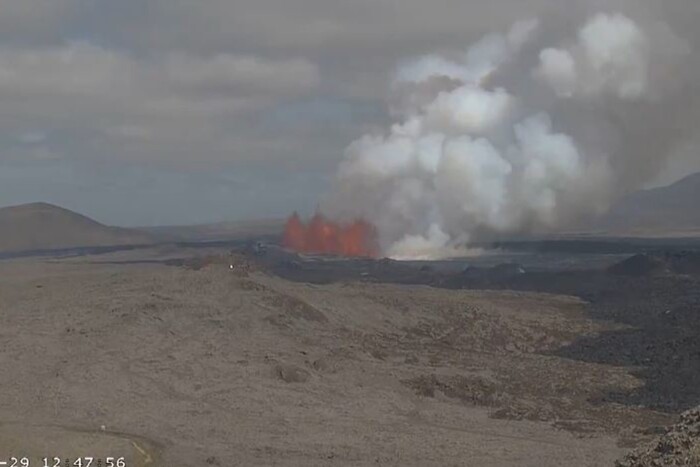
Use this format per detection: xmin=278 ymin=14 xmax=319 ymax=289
xmin=616 ymin=407 xmax=700 ymax=466
xmin=275 ymin=363 xmax=311 ymax=384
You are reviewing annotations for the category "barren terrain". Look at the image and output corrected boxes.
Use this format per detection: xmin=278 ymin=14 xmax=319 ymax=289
xmin=0 ymin=203 xmax=153 ymax=254
xmin=2 ymin=245 xmax=695 ymax=466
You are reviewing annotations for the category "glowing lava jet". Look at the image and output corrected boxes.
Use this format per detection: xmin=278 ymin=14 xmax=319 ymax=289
xmin=282 ymin=212 xmax=377 ymax=258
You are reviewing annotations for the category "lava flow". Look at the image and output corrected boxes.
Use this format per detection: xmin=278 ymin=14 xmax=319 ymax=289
xmin=282 ymin=212 xmax=377 ymax=257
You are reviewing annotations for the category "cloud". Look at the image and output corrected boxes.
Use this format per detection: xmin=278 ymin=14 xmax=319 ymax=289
xmin=0 ymin=42 xmax=319 ymax=105
xmin=0 ymin=0 xmax=82 ymax=43
xmin=0 ymin=42 xmax=320 ymax=167
xmin=0 ymin=0 xmax=698 ymax=226
xmin=162 ymin=54 xmax=320 ymax=95
xmin=319 ymin=12 xmax=696 ymax=257
xmin=536 ymin=13 xmax=651 ymax=99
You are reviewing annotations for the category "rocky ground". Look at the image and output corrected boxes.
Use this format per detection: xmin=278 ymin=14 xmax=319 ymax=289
xmin=0 ymin=246 xmax=698 ymax=465
xmin=616 ymin=407 xmax=700 ymax=466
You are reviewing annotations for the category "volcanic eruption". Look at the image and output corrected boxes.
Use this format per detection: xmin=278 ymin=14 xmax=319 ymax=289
xmin=282 ymin=212 xmax=377 ymax=257
xmin=285 ymin=12 xmax=694 ymax=259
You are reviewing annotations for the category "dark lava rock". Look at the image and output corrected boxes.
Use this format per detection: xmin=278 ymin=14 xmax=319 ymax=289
xmin=666 ymin=251 xmax=700 ymax=275
xmin=616 ymin=407 xmax=700 ymax=466
xmin=281 ymin=260 xmax=303 ymax=271
xmin=461 ymin=263 xmax=525 ymax=279
xmin=610 ymin=251 xmax=700 ymax=277
xmin=609 ymin=254 xmax=670 ymax=277
xmin=375 ymin=258 xmax=394 ymax=269
xmin=492 ymin=263 xmax=526 ymax=276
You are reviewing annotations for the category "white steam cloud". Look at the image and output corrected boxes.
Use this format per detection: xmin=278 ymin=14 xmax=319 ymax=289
xmin=537 ymin=13 xmax=650 ymax=99
xmin=321 ymin=13 xmax=692 ymax=259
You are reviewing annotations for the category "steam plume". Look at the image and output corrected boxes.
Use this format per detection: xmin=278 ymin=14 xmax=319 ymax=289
xmin=320 ymin=13 xmax=692 ymax=259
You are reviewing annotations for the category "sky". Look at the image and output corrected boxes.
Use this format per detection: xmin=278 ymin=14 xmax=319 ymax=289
xmin=0 ymin=0 xmax=698 ymax=226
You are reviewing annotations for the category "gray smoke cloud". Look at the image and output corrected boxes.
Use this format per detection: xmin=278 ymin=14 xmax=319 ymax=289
xmin=320 ymin=12 xmax=694 ymax=259
xmin=537 ymin=14 xmax=650 ymax=99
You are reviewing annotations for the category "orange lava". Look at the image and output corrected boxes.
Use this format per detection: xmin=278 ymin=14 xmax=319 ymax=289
xmin=282 ymin=212 xmax=377 ymax=258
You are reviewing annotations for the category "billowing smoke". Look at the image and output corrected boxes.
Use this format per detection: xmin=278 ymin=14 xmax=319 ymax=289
xmin=537 ymin=13 xmax=650 ymax=99
xmin=319 ymin=12 xmax=693 ymax=259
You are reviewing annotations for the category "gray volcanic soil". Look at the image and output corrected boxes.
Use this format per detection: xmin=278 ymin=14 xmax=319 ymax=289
xmin=0 ymin=250 xmax=671 ymax=467
xmin=2 ymin=243 xmax=699 ymax=466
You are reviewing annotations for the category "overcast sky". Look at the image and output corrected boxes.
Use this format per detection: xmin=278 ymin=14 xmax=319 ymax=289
xmin=0 ymin=0 xmax=698 ymax=226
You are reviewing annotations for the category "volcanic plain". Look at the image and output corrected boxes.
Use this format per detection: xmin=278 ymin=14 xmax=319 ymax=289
xmin=1 ymin=235 xmax=699 ymax=466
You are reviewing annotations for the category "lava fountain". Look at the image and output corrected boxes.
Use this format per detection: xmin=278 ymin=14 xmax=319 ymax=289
xmin=282 ymin=212 xmax=378 ymax=257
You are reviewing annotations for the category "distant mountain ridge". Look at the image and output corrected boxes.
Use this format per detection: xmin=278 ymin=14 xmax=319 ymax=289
xmin=0 ymin=202 xmax=154 ymax=254
xmin=599 ymin=172 xmax=700 ymax=235
xmin=2 ymin=171 xmax=698 ymax=256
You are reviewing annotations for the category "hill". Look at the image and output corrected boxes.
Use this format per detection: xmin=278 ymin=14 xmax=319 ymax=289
xmin=599 ymin=172 xmax=700 ymax=236
xmin=0 ymin=202 xmax=154 ymax=254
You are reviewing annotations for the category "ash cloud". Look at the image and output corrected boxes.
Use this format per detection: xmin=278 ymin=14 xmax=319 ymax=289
xmin=320 ymin=12 xmax=694 ymax=259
